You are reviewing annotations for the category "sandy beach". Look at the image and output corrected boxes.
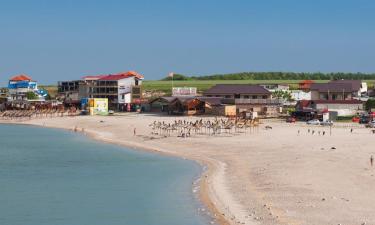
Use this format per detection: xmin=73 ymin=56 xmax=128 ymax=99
xmin=2 ymin=114 xmax=375 ymax=225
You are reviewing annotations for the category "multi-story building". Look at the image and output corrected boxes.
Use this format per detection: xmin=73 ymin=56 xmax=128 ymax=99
xmin=296 ymin=80 xmax=365 ymax=117
xmin=7 ymin=74 xmax=46 ymax=102
xmin=58 ymin=71 xmax=144 ymax=110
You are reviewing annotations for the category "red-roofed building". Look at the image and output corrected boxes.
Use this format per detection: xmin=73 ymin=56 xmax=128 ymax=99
xmin=9 ymin=74 xmax=33 ymax=82
xmin=298 ymin=80 xmax=314 ymax=91
xmin=58 ymin=71 xmax=144 ymax=110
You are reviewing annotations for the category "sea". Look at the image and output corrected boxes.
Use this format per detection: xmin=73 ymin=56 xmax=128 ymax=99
xmin=0 ymin=124 xmax=212 ymax=225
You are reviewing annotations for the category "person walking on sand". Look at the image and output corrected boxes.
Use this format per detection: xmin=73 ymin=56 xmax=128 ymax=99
xmin=133 ymin=128 xmax=136 ymax=136
xmin=350 ymin=128 xmax=353 ymax=133
xmin=371 ymin=155 xmax=374 ymax=167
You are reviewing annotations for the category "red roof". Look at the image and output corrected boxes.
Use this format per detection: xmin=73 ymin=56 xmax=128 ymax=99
xmin=82 ymin=75 xmax=107 ymax=80
xmin=82 ymin=71 xmax=144 ymax=81
xmin=10 ymin=74 xmax=32 ymax=81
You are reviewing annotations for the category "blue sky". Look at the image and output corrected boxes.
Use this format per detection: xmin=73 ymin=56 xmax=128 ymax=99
xmin=0 ymin=0 xmax=374 ymax=85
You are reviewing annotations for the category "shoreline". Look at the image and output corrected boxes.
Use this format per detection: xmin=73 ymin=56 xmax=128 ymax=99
xmin=0 ymin=119 xmax=231 ymax=225
xmin=2 ymin=114 xmax=375 ymax=225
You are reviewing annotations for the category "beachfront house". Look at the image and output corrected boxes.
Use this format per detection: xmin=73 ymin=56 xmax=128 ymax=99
xmin=295 ymin=80 xmax=365 ymax=117
xmin=7 ymin=74 xmax=47 ymax=102
xmin=203 ymin=84 xmax=282 ymax=117
xmin=58 ymin=71 xmax=144 ymax=111
xmin=149 ymin=96 xmax=235 ymax=116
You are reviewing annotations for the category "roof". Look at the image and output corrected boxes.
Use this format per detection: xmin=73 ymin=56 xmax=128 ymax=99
xmin=99 ymin=71 xmax=144 ymax=81
xmin=204 ymin=84 xmax=270 ymax=95
xmin=10 ymin=74 xmax=32 ymax=81
xmin=310 ymin=83 xmax=356 ymax=92
xmin=197 ymin=97 xmax=223 ymax=106
xmin=83 ymin=71 xmax=144 ymax=81
xmin=329 ymin=80 xmax=362 ymax=90
xmin=82 ymin=75 xmax=107 ymax=80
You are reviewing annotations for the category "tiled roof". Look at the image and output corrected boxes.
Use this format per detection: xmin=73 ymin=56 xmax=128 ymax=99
xmin=329 ymin=80 xmax=361 ymax=90
xmin=83 ymin=71 xmax=144 ymax=81
xmin=99 ymin=71 xmax=144 ymax=81
xmin=310 ymin=83 xmax=355 ymax=92
xmin=204 ymin=84 xmax=270 ymax=95
xmin=197 ymin=97 xmax=223 ymax=106
xmin=10 ymin=74 xmax=32 ymax=81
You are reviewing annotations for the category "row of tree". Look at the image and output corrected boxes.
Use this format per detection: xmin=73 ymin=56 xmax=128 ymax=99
xmin=162 ymin=72 xmax=375 ymax=81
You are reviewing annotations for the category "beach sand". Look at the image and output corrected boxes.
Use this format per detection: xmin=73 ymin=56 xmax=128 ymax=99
xmin=2 ymin=114 xmax=375 ymax=225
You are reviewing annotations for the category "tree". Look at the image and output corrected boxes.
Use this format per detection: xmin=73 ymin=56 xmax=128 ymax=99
xmin=26 ymin=91 xmax=38 ymax=100
xmin=365 ymin=99 xmax=375 ymax=111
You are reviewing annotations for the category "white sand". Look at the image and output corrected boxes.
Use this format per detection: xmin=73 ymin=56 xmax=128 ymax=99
xmin=2 ymin=114 xmax=375 ymax=225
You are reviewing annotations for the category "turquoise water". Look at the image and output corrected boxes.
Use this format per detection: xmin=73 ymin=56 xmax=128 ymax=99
xmin=0 ymin=124 xmax=211 ymax=225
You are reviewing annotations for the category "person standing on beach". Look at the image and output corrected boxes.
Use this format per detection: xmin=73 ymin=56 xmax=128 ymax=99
xmin=134 ymin=128 xmax=136 ymax=136
xmin=371 ymin=155 xmax=374 ymax=167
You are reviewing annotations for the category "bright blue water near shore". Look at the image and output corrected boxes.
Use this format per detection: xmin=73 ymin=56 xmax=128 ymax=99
xmin=0 ymin=124 xmax=210 ymax=225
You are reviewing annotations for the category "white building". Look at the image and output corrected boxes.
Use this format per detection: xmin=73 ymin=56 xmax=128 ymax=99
xmin=7 ymin=74 xmax=46 ymax=102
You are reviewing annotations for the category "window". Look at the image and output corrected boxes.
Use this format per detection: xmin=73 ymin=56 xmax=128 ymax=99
xmin=225 ymin=95 xmax=231 ymax=98
xmin=244 ymin=95 xmax=249 ymax=99
xmin=252 ymin=96 xmax=257 ymax=99
xmin=262 ymin=95 xmax=267 ymax=99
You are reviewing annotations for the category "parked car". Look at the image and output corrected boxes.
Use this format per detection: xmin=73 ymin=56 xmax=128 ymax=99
xmin=286 ymin=117 xmax=296 ymax=123
xmin=307 ymin=119 xmax=320 ymax=125
xmin=366 ymin=120 xmax=375 ymax=128
xmin=359 ymin=116 xmax=371 ymax=124
xmin=320 ymin=120 xmax=334 ymax=126
xmin=108 ymin=110 xmax=114 ymax=115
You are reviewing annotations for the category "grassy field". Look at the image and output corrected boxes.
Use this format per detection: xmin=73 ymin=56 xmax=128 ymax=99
xmin=143 ymin=80 xmax=328 ymax=94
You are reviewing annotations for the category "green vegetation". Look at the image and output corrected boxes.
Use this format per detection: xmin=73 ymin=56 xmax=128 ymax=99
xmin=365 ymin=99 xmax=375 ymax=111
xmin=336 ymin=116 xmax=355 ymax=122
xmin=162 ymin=72 xmax=375 ymax=81
xmin=26 ymin=91 xmax=38 ymax=100
xmin=272 ymin=90 xmax=293 ymax=101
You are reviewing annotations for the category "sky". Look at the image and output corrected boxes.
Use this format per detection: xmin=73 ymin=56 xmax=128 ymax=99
xmin=0 ymin=0 xmax=375 ymax=85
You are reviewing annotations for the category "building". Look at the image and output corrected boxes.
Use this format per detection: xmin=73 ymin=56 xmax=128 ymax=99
xmin=204 ymin=84 xmax=271 ymax=99
xmin=259 ymin=84 xmax=289 ymax=92
xmin=7 ymin=74 xmax=47 ymax=102
xmin=57 ymin=80 xmax=82 ymax=105
xmin=290 ymin=90 xmax=311 ymax=101
xmin=204 ymin=84 xmax=281 ymax=117
xmin=295 ymin=80 xmax=365 ymax=117
xmin=310 ymin=80 xmax=363 ymax=101
xmin=298 ymin=80 xmax=314 ymax=91
xmin=149 ymin=96 xmax=235 ymax=116
xmin=58 ymin=71 xmax=144 ymax=110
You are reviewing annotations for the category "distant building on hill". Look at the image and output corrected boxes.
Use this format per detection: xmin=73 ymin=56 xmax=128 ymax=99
xmin=7 ymin=74 xmax=47 ymax=102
